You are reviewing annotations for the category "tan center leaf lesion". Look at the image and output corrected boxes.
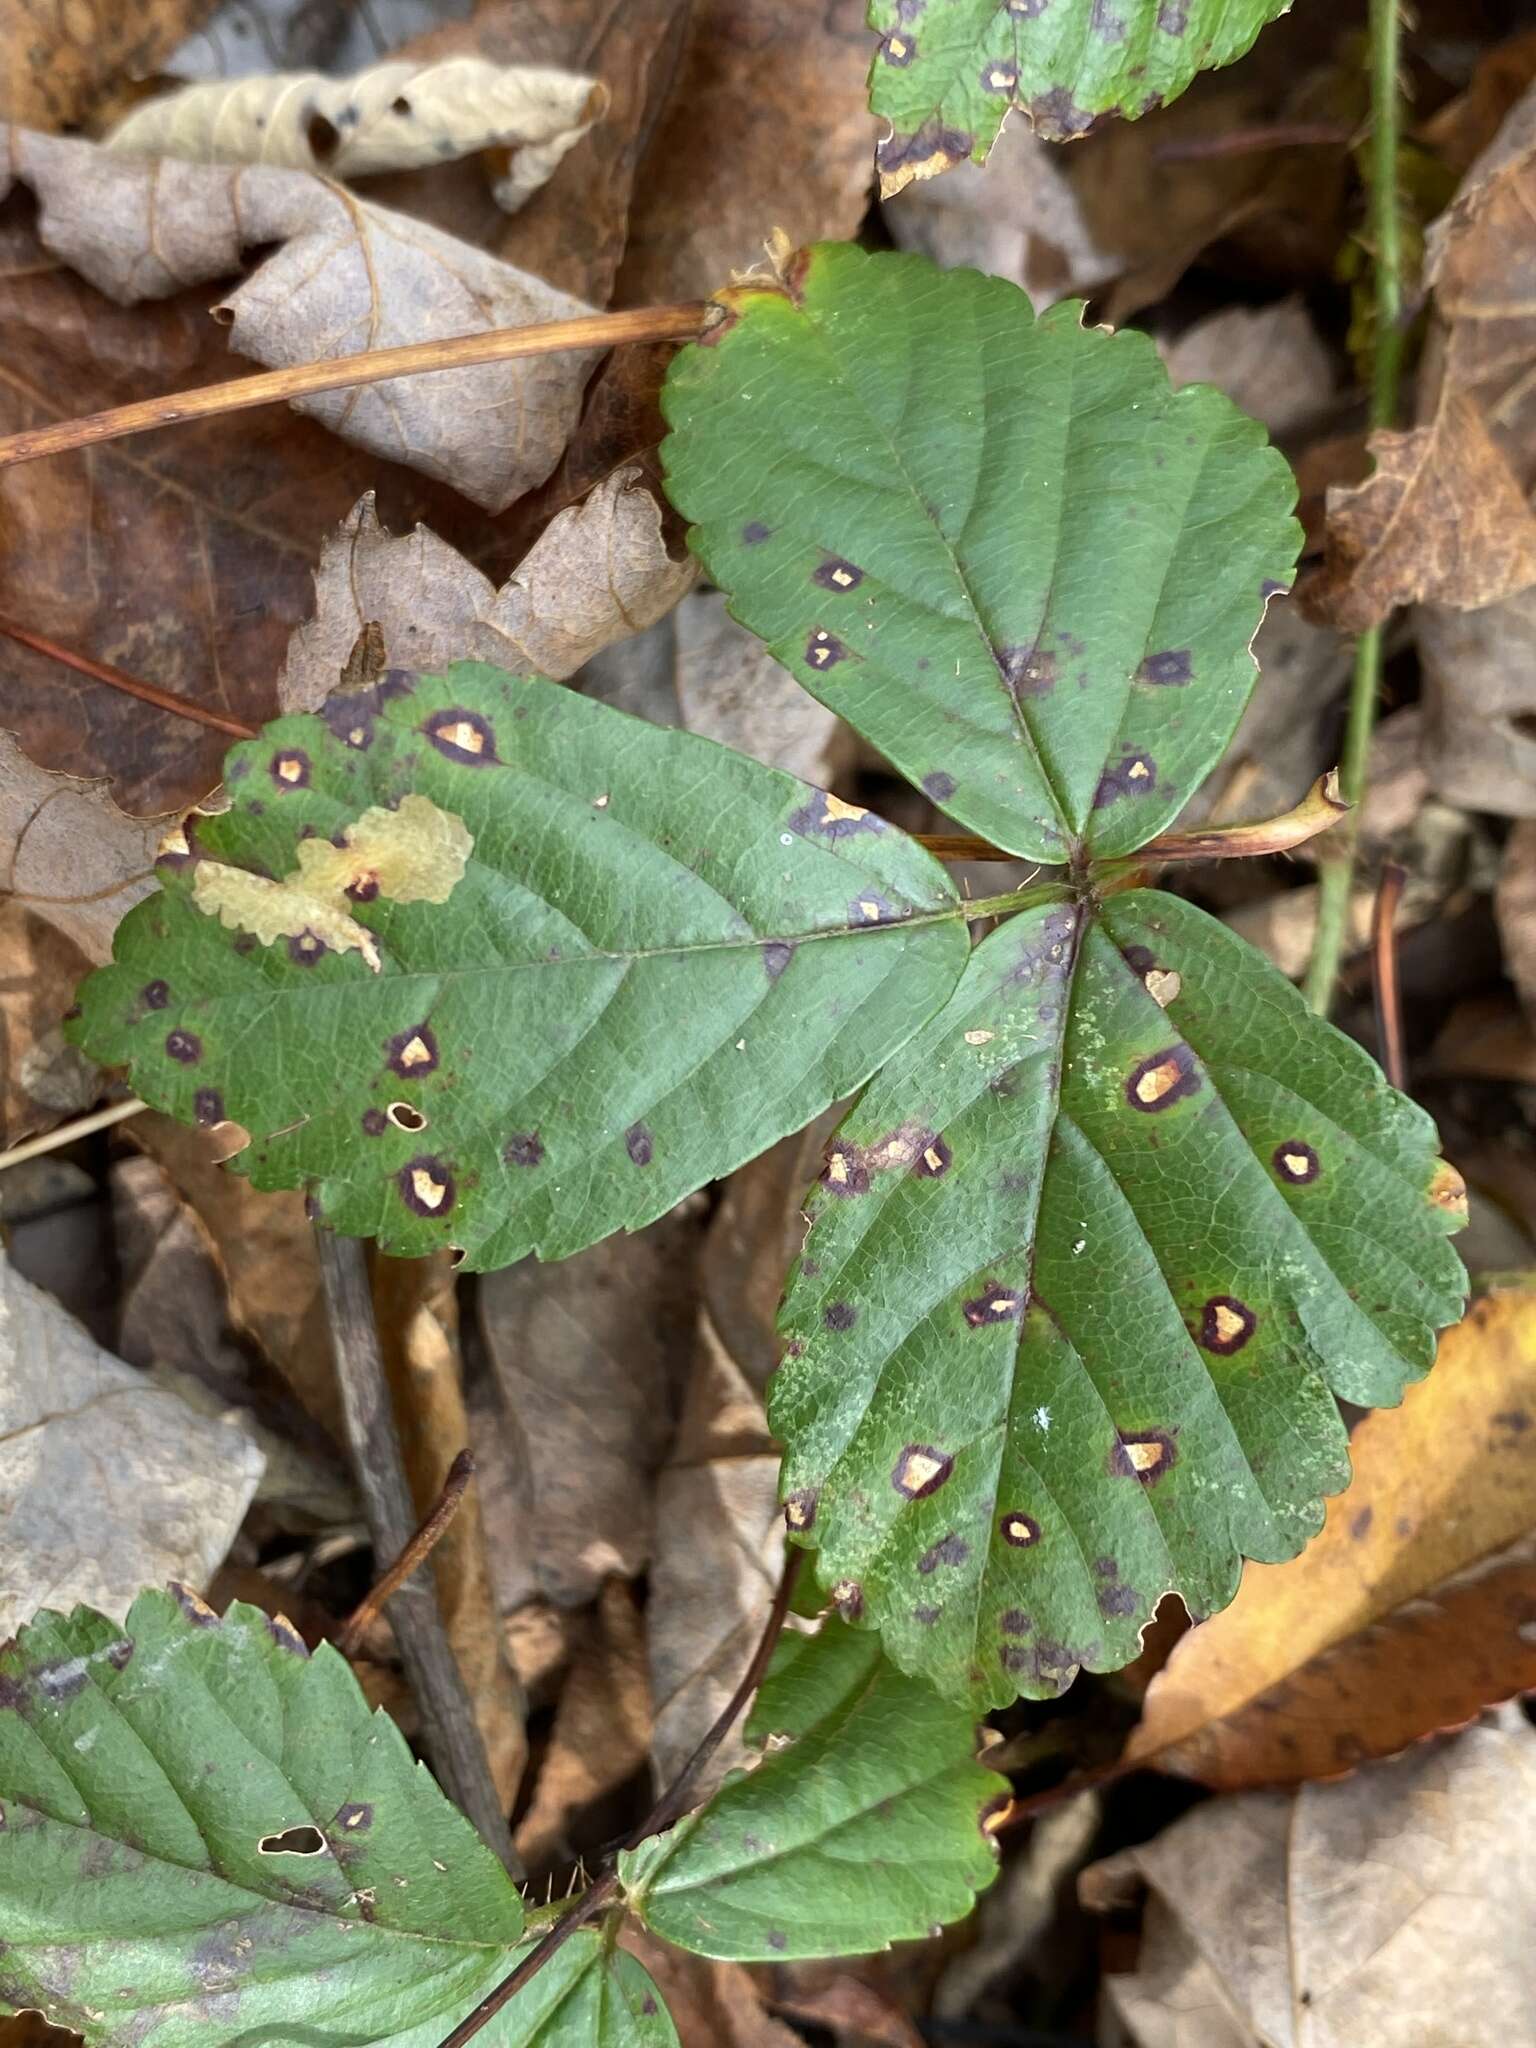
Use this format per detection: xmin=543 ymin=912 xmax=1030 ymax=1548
xmin=191 ymin=792 xmax=473 ymax=972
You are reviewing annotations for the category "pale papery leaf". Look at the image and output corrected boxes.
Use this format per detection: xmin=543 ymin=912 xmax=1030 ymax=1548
xmin=0 ymin=124 xmax=600 ymax=513
xmin=0 ymin=1254 xmax=265 ymax=1638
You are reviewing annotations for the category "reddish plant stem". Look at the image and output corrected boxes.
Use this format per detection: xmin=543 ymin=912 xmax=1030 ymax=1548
xmin=0 ymin=613 xmax=258 ymax=742
xmin=1371 ymin=860 xmax=1408 ymax=1091
xmin=434 ymin=1547 xmax=804 ymax=2048
xmin=0 ymin=304 xmax=708 ymax=469
xmin=334 ymin=1448 xmax=476 ymax=1660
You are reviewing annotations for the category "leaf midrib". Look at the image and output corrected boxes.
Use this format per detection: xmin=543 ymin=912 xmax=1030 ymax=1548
xmin=771 ymin=264 xmax=1077 ymax=844
xmin=164 ymin=890 xmax=973 ymax=1017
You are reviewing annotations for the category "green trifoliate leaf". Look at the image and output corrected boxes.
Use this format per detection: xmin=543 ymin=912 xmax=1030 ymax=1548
xmin=773 ymin=890 xmax=1469 ymax=1710
xmin=867 ymin=0 xmax=1291 ymax=194
xmin=475 ymin=1932 xmax=679 ymax=2048
xmin=69 ymin=663 xmax=966 ymax=1268
xmin=0 ymin=1590 xmax=543 ymax=2044
xmin=662 ymin=244 xmax=1299 ymax=865
xmin=618 ymin=1619 xmax=1007 ymax=1960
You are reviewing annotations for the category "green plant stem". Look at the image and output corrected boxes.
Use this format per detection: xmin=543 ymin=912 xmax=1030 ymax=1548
xmin=434 ymin=1547 xmax=804 ymax=2048
xmin=1305 ymin=0 xmax=1404 ymax=1017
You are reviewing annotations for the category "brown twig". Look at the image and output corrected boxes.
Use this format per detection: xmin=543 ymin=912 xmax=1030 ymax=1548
xmin=1152 ymin=121 xmax=1355 ymax=163
xmin=0 ymin=304 xmax=708 ymax=470
xmin=313 ymin=1227 xmax=519 ymax=1876
xmin=434 ymin=1546 xmax=804 ymax=2048
xmin=1371 ymin=860 xmax=1408 ymax=1091
xmin=0 ymin=613 xmax=258 ymax=741
xmin=334 ymin=1448 xmax=477 ymax=1660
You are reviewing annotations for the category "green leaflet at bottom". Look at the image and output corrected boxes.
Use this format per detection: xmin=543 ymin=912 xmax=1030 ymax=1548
xmin=0 ymin=1592 xmax=672 ymax=2047
xmin=619 ymin=1619 xmax=1006 ymax=1959
xmin=772 ymin=888 xmax=1468 ymax=1710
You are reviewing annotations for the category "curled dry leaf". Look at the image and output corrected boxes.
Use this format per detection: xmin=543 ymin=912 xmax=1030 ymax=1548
xmin=361 ymin=0 xmax=692 ymax=307
xmin=1302 ymin=395 xmax=1536 ymax=634
xmin=0 ymin=1250 xmax=265 ymax=1637
xmin=0 ymin=123 xmax=599 ymax=513
xmin=1086 ymin=1712 xmax=1536 ymax=2048
xmin=106 ymin=58 xmax=605 ymax=214
xmin=1124 ymin=1288 xmax=1536 ymax=1792
xmin=279 ymin=477 xmax=695 ymax=713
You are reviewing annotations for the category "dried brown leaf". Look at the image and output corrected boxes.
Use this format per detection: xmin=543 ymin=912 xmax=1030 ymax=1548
xmin=0 ymin=0 xmax=208 ymax=130
xmin=1161 ymin=298 xmax=1336 ymax=442
xmin=0 ymin=907 xmax=100 ymax=1147
xmin=513 ymin=1577 xmax=650 ymax=1872
xmin=1302 ymin=395 xmax=1536 ymax=633
xmin=885 ymin=111 xmax=1116 ymax=307
xmin=1496 ymin=818 xmax=1536 ymax=1023
xmin=1 ymin=123 xmax=599 ymax=514
xmin=1411 ymin=84 xmax=1536 ymax=816
xmin=618 ymin=1926 xmax=804 ymax=2048
xmin=476 ymin=1203 xmax=703 ymax=1611
xmin=106 ymin=58 xmax=603 ymax=210
xmin=647 ymin=1316 xmax=784 ymax=1795
xmin=613 ymin=0 xmax=875 ymax=303
xmin=126 ymin=1114 xmax=342 ymax=1436
xmin=1125 ymin=1289 xmax=1536 ymax=1792
xmin=1086 ymin=1713 xmax=1536 ymax=2048
xmin=278 ymin=476 xmax=693 ymax=712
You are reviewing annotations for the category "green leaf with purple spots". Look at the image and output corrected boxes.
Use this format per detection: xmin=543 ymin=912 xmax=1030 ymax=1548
xmin=618 ymin=1618 xmax=1007 ymax=1960
xmin=660 ymin=243 xmax=1300 ymax=865
xmin=866 ymin=0 xmax=1291 ymax=194
xmin=68 ymin=663 xmax=967 ymax=1269
xmin=0 ymin=1588 xmax=676 ymax=2045
xmin=772 ymin=889 xmax=1468 ymax=1710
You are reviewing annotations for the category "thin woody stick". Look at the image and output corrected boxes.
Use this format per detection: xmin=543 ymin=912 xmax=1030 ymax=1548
xmin=0 ymin=613 xmax=258 ymax=741
xmin=334 ymin=1448 xmax=477 ymax=1660
xmin=0 ymin=304 xmax=708 ymax=470
xmin=1371 ymin=861 xmax=1408 ymax=1091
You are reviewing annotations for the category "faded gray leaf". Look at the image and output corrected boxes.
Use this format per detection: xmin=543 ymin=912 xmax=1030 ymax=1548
xmin=0 ymin=1250 xmax=265 ymax=1636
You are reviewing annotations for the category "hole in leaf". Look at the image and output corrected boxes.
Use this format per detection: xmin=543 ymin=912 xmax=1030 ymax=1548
xmin=259 ymin=1825 xmax=326 ymax=1856
xmin=387 ymin=1102 xmax=428 ymax=1132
